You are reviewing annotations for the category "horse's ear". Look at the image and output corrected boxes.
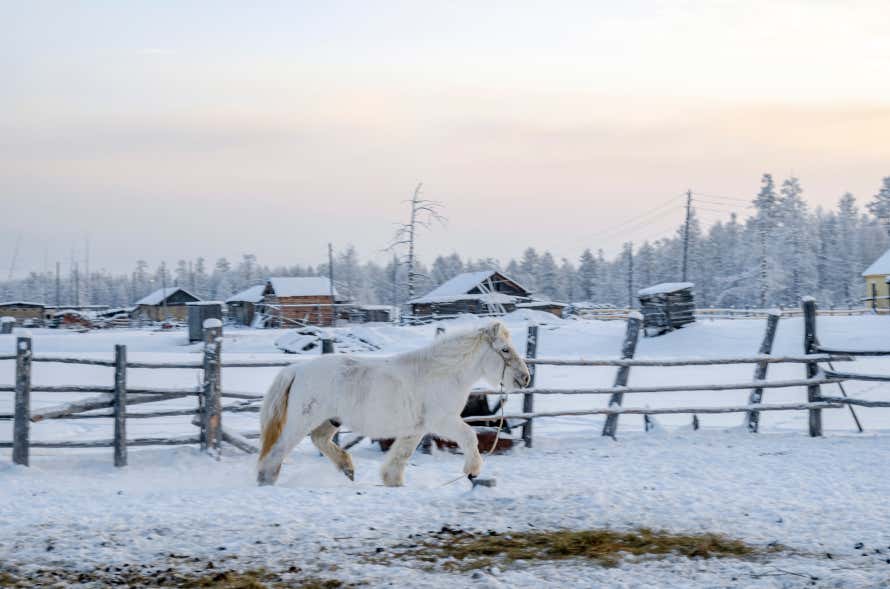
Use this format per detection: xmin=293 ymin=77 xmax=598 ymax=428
xmin=485 ymin=321 xmax=504 ymax=341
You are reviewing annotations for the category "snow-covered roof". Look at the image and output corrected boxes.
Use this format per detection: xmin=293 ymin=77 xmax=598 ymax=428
xmin=267 ymin=277 xmax=341 ymax=299
xmin=0 ymin=301 xmax=45 ymax=307
xmin=862 ymin=248 xmax=890 ymax=276
xmin=637 ymin=282 xmax=694 ymax=297
xmin=226 ymin=285 xmax=266 ymax=304
xmin=408 ymin=270 xmax=529 ymax=304
xmin=134 ymin=287 xmax=200 ymax=306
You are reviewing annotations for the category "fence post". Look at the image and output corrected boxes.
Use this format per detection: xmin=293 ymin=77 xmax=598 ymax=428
xmin=113 ymin=344 xmax=128 ymax=467
xmin=602 ymin=312 xmax=642 ymax=439
xmin=871 ymin=282 xmax=878 ymax=313
xmin=321 ymin=338 xmax=338 ymax=445
xmin=521 ymin=325 xmax=538 ymax=448
xmin=745 ymin=311 xmax=780 ymax=433
xmin=802 ymin=298 xmax=822 ymax=437
xmin=13 ymin=334 xmax=32 ymax=466
xmin=201 ymin=319 xmax=223 ymax=456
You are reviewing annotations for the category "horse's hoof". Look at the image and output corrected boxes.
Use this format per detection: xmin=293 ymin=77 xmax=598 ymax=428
xmin=342 ymin=467 xmax=355 ymax=481
xmin=468 ymin=475 xmax=496 ymax=488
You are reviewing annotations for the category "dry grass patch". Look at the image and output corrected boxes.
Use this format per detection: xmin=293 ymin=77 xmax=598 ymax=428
xmin=381 ymin=526 xmax=780 ymax=570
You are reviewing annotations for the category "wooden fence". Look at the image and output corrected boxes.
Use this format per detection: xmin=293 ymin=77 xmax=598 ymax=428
xmin=463 ymin=307 xmax=867 ymax=443
xmin=2 ymin=300 xmax=888 ymax=467
xmin=0 ymin=320 xmax=330 ymax=467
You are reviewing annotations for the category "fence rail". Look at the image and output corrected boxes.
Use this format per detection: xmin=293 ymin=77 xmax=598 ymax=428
xmin=3 ymin=298 xmax=889 ymax=468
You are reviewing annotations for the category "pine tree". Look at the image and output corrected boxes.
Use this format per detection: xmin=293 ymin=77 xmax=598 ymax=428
xmin=577 ymin=249 xmax=598 ymax=301
xmin=753 ymin=173 xmax=778 ymax=306
xmin=867 ymin=177 xmax=890 ymax=236
xmin=537 ymin=252 xmax=560 ymax=299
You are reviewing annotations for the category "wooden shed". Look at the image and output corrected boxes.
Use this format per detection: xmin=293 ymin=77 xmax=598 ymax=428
xmin=408 ymin=270 xmax=542 ymax=320
xmin=638 ymin=282 xmax=695 ymax=337
xmin=226 ymin=285 xmax=265 ymax=326
xmin=134 ymin=287 xmax=201 ymax=322
xmin=263 ymin=277 xmax=345 ymax=327
xmin=862 ymin=248 xmax=890 ymax=312
xmin=187 ymin=302 xmax=223 ymax=342
xmin=0 ymin=301 xmax=46 ymax=326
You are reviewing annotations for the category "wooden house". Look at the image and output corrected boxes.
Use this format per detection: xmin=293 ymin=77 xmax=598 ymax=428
xmin=134 ymin=287 xmax=201 ymax=322
xmin=263 ymin=277 xmax=345 ymax=327
xmin=0 ymin=301 xmax=45 ymax=325
xmin=226 ymin=285 xmax=266 ymax=326
xmin=409 ymin=270 xmax=557 ymax=320
xmin=862 ymin=249 xmax=890 ymax=311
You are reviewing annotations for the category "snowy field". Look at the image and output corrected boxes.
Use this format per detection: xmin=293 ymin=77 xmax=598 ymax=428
xmin=2 ymin=313 xmax=890 ymax=587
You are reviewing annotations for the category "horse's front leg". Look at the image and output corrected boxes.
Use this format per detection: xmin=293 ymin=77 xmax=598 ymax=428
xmin=381 ymin=434 xmax=423 ymax=487
xmin=435 ymin=419 xmax=482 ymax=477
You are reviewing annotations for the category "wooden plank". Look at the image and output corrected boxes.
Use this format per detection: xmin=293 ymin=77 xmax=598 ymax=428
xmin=802 ymin=298 xmax=822 ymax=437
xmin=526 ymin=354 xmax=851 ymax=367
xmin=113 ymin=344 xmax=127 ymax=467
xmin=470 ymin=377 xmax=843 ymax=397
xmin=823 ymin=370 xmax=890 ymax=382
xmin=522 ymin=325 xmax=538 ymax=448
xmin=222 ymin=427 xmax=259 ymax=454
xmin=820 ymin=396 xmax=890 ymax=408
xmin=30 ymin=393 xmax=189 ymax=421
xmin=815 ymin=347 xmax=890 ymax=357
xmin=602 ymin=314 xmax=642 ymax=438
xmin=13 ymin=335 xmax=32 ymax=466
xmin=463 ymin=402 xmax=844 ymax=421
xmin=2 ymin=435 xmax=203 ymax=449
xmin=745 ymin=312 xmax=779 ymax=432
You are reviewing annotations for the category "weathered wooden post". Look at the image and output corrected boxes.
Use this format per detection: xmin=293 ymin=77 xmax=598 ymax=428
xmin=521 ymin=325 xmax=538 ymax=448
xmin=802 ymin=298 xmax=822 ymax=437
xmin=13 ymin=334 xmax=32 ymax=466
xmin=113 ymin=344 xmax=127 ymax=467
xmin=871 ymin=282 xmax=878 ymax=313
xmin=201 ymin=319 xmax=223 ymax=455
xmin=745 ymin=311 xmax=780 ymax=432
xmin=321 ymin=338 xmax=338 ymax=445
xmin=602 ymin=312 xmax=642 ymax=439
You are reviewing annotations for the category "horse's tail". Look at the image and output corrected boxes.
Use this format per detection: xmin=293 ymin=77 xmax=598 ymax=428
xmin=258 ymin=367 xmax=296 ymax=462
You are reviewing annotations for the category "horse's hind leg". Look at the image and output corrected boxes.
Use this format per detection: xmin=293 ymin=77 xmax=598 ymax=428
xmin=257 ymin=417 xmax=313 ymax=486
xmin=381 ymin=434 xmax=423 ymax=487
xmin=310 ymin=420 xmax=355 ymax=481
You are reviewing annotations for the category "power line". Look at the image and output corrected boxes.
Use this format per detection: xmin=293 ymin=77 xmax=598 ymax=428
xmin=693 ymin=192 xmax=752 ymax=204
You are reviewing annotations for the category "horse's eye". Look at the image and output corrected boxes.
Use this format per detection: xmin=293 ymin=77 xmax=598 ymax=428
xmin=501 ymin=347 xmax=510 ymax=354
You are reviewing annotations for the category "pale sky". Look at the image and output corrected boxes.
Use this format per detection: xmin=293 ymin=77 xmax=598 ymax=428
xmin=3 ymin=0 xmax=890 ymax=276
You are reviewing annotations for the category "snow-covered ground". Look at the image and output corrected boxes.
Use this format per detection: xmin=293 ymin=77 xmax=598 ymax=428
xmin=2 ymin=314 xmax=890 ymax=587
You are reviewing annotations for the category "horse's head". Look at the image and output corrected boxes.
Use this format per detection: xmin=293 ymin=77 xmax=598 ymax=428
xmin=479 ymin=321 xmax=531 ymax=391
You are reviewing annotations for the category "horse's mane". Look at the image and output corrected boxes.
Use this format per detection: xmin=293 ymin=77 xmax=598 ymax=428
xmin=398 ymin=326 xmax=489 ymax=372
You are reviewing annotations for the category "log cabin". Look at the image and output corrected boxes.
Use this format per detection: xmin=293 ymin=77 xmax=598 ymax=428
xmin=134 ymin=287 xmax=201 ymax=322
xmin=408 ymin=270 xmax=561 ymax=320
xmin=0 ymin=301 xmax=46 ymax=325
xmin=226 ymin=285 xmax=266 ymax=326
xmin=262 ymin=277 xmax=345 ymax=327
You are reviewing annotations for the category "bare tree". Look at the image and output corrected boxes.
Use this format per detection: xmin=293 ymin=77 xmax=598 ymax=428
xmin=387 ymin=182 xmax=446 ymax=305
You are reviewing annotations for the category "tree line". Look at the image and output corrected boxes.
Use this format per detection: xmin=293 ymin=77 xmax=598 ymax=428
xmin=4 ymin=175 xmax=890 ymax=310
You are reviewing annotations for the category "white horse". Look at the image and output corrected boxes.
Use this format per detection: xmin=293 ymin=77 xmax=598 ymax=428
xmin=257 ymin=321 xmax=530 ymax=486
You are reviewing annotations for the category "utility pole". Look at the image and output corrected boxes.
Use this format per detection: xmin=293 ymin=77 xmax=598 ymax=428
xmin=626 ymin=242 xmax=634 ymax=308
xmin=327 ymin=243 xmax=336 ymax=326
xmin=161 ymin=262 xmax=168 ymax=322
xmin=681 ymin=189 xmax=693 ymax=282
xmin=55 ymin=262 xmax=61 ymax=306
